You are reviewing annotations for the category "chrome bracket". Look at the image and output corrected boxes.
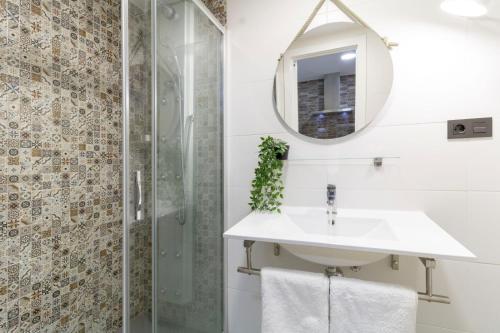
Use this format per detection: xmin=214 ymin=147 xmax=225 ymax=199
xmin=418 ymin=258 xmax=450 ymax=304
xmin=273 ymin=243 xmax=281 ymax=256
xmin=391 ymin=255 xmax=400 ymax=270
xmin=237 ymin=240 xmax=261 ymax=275
xmin=325 ymin=266 xmax=344 ymax=277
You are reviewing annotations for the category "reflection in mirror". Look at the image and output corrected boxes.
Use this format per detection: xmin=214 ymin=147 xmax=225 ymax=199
xmin=274 ymin=0 xmax=394 ymax=140
xmin=297 ymin=47 xmax=357 ymax=138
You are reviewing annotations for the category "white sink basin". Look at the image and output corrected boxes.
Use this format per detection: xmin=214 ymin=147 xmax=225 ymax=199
xmin=281 ymin=207 xmax=394 ymax=266
xmin=286 ymin=207 xmax=395 ymax=239
xmin=223 ymin=206 xmax=475 ymax=267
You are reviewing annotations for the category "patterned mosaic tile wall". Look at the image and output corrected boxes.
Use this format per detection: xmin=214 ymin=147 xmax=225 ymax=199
xmin=0 ymin=0 xmax=122 ymax=331
xmin=201 ymin=0 xmax=226 ymax=26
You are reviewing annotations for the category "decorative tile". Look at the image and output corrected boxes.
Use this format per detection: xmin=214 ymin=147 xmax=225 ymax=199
xmin=201 ymin=0 xmax=226 ymax=26
xmin=0 ymin=0 xmax=122 ymax=331
xmin=1 ymin=0 xmax=225 ymax=330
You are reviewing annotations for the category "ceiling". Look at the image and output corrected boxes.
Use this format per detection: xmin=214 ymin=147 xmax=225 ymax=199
xmin=297 ymin=50 xmax=356 ymax=82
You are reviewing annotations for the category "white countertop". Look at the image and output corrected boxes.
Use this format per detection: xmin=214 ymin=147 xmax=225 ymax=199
xmin=224 ymin=206 xmax=476 ymax=261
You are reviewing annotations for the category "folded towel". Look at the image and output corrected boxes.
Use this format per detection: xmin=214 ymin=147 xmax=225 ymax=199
xmin=261 ymin=267 xmax=329 ymax=333
xmin=329 ymin=276 xmax=417 ymax=333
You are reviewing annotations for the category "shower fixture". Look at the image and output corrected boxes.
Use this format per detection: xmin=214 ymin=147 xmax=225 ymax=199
xmin=159 ymin=0 xmax=180 ymax=20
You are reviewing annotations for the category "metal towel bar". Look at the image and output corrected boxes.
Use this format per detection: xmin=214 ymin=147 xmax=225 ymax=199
xmin=236 ymin=240 xmax=450 ymax=304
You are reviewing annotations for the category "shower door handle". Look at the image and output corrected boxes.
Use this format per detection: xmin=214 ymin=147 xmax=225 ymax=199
xmin=135 ymin=170 xmax=143 ymax=221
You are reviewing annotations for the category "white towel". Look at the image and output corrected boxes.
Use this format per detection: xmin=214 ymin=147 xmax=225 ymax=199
xmin=261 ymin=267 xmax=329 ymax=333
xmin=329 ymin=276 xmax=417 ymax=333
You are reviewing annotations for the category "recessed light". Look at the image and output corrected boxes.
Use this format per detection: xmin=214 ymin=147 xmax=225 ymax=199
xmin=440 ymin=0 xmax=488 ymax=17
xmin=341 ymin=52 xmax=356 ymax=61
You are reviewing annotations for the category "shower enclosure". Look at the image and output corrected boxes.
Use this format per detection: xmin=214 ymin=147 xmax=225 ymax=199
xmin=122 ymin=0 xmax=224 ymax=332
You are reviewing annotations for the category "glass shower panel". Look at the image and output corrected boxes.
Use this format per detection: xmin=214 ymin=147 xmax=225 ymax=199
xmin=126 ymin=0 xmax=153 ymax=331
xmin=154 ymin=1 xmax=223 ymax=332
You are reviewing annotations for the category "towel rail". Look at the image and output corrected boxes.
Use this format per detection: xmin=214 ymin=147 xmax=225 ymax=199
xmin=236 ymin=240 xmax=450 ymax=304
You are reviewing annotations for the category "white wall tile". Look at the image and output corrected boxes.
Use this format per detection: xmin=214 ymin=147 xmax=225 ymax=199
xmin=416 ymin=261 xmax=500 ymax=333
xmin=467 ymin=159 xmax=500 ymax=192
xmin=227 ymin=186 xmax=251 ymax=228
xmin=282 ymin=188 xmax=325 ymax=207
xmin=283 ymin=164 xmax=328 ymax=189
xmin=324 ymin=159 xmax=467 ymax=192
xmin=228 ymin=134 xmax=261 ymax=188
xmin=227 ymin=0 xmax=318 ymax=85
xmin=227 ymin=288 xmax=262 ymax=333
xmin=466 ymin=192 xmax=500 ymax=265
xmin=228 ymin=80 xmax=284 ymax=136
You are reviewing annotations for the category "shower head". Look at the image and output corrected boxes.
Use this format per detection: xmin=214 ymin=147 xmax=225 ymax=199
xmin=162 ymin=5 xmax=178 ymax=20
xmin=159 ymin=1 xmax=178 ymax=20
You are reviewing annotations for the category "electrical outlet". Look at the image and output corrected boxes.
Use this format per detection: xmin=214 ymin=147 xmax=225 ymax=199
xmin=447 ymin=117 xmax=492 ymax=139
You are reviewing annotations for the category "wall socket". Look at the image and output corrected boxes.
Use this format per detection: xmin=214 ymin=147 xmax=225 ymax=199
xmin=447 ymin=117 xmax=493 ymax=139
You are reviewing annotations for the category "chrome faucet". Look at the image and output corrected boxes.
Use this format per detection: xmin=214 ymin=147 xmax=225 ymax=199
xmin=327 ymin=184 xmax=337 ymax=225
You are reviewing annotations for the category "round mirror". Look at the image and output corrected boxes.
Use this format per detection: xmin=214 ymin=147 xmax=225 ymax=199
xmin=273 ymin=2 xmax=394 ymax=140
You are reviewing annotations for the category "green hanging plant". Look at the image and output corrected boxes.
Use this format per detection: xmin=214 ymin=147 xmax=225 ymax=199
xmin=249 ymin=136 xmax=289 ymax=213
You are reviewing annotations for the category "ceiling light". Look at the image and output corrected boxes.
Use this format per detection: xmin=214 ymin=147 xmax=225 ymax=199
xmin=341 ymin=52 xmax=356 ymax=61
xmin=440 ymin=0 xmax=488 ymax=17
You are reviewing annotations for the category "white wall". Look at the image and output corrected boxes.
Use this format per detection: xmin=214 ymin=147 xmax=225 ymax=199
xmin=225 ymin=0 xmax=500 ymax=332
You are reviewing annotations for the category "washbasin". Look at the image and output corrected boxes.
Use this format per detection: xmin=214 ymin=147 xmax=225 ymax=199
xmin=223 ymin=205 xmax=475 ymax=267
xmin=286 ymin=207 xmax=395 ymax=239
xmin=280 ymin=207 xmax=394 ymax=266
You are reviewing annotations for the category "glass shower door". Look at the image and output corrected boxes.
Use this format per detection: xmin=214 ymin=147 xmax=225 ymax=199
xmin=153 ymin=1 xmax=224 ymax=332
xmin=124 ymin=0 xmax=153 ymax=331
